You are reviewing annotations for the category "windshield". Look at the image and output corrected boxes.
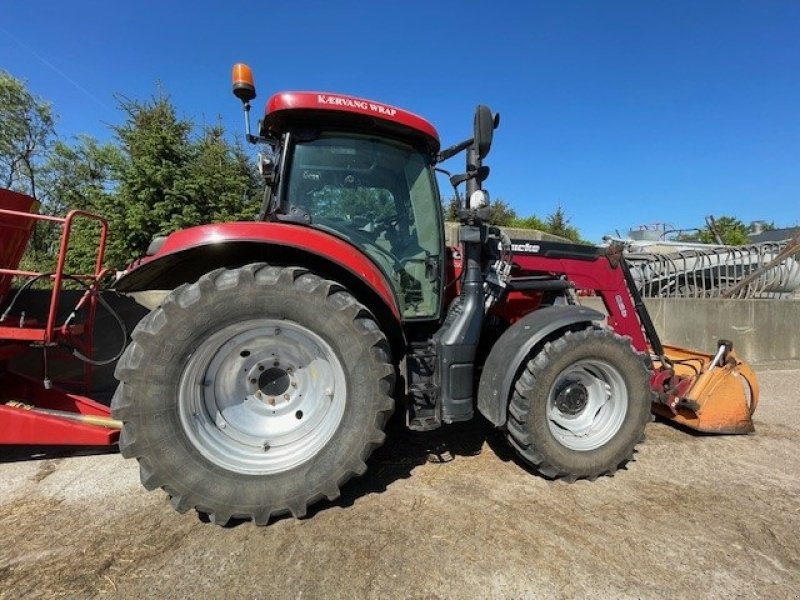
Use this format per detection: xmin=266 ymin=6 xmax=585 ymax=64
xmin=287 ymin=133 xmax=443 ymax=318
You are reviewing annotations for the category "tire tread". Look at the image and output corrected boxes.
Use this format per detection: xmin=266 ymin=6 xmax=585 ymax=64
xmin=505 ymin=328 xmax=652 ymax=481
xmin=112 ymin=263 xmax=394 ymax=526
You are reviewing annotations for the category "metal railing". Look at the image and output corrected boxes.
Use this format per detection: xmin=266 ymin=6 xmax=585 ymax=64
xmin=0 ymin=207 xmax=109 ymax=344
xmin=625 ymin=239 xmax=800 ymax=299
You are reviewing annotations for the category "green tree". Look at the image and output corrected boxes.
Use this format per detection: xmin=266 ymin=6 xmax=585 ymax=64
xmin=103 ymin=92 xmax=196 ymax=266
xmin=38 ymin=136 xmax=121 ymax=273
xmin=698 ymin=216 xmax=749 ymax=245
xmin=41 ymin=136 xmax=121 ymax=214
xmin=3 ymin=78 xmax=264 ymax=273
xmin=443 ymin=196 xmax=588 ymax=242
xmin=544 ymin=204 xmax=582 ymax=242
xmin=443 ymin=196 xmax=460 ymax=221
xmin=189 ymin=124 xmax=263 ymax=223
xmin=510 ymin=215 xmax=547 ymax=230
xmin=442 ymin=196 xmax=517 ymax=226
xmin=487 ymin=198 xmax=517 ymax=226
xmin=1 ymin=71 xmax=59 ymax=273
xmin=95 ymin=96 xmax=264 ymax=268
xmin=0 ymin=70 xmax=55 ymax=199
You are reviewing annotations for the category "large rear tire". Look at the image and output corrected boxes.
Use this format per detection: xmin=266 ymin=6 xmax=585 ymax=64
xmin=112 ymin=264 xmax=394 ymax=525
xmin=505 ymin=328 xmax=651 ymax=480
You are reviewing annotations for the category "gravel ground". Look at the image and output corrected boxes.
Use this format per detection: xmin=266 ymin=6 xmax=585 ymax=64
xmin=1 ymin=369 xmax=798 ymax=599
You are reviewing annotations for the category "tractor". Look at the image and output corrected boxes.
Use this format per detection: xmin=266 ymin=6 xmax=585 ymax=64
xmin=102 ymin=64 xmax=758 ymax=525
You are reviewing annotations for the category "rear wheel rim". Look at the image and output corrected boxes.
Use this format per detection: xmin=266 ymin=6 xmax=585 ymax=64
xmin=178 ymin=318 xmax=346 ymax=475
xmin=546 ymin=359 xmax=628 ymax=452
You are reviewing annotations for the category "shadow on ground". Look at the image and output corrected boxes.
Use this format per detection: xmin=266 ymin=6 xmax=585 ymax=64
xmin=0 ymin=445 xmax=118 ymax=464
xmin=301 ymin=413 xmax=529 ymax=522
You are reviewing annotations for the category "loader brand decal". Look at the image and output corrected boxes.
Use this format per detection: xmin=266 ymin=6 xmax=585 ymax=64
xmin=316 ymin=94 xmax=398 ymax=117
xmin=510 ymin=242 xmax=541 ymax=254
xmin=615 ymin=294 xmax=628 ymax=318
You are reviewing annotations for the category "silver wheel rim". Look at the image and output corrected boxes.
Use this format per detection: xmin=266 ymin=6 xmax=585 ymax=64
xmin=178 ymin=318 xmax=346 ymax=475
xmin=546 ymin=359 xmax=628 ymax=451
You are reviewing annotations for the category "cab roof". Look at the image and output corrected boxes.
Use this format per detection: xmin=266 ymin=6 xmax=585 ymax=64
xmin=261 ymin=91 xmax=440 ymax=154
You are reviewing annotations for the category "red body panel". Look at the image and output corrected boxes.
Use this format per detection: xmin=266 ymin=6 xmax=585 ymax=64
xmin=264 ymin=91 xmax=440 ymax=146
xmin=0 ymin=372 xmax=118 ymax=445
xmin=446 ymin=242 xmax=647 ymax=350
xmin=494 ymin=290 xmax=546 ymax=324
xmin=511 ymin=253 xmax=648 ymax=352
xmin=0 ymin=188 xmax=37 ymax=301
xmin=138 ymin=221 xmax=402 ymax=320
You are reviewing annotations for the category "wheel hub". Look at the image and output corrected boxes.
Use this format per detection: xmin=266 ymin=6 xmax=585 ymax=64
xmin=247 ymin=360 xmax=296 ymax=407
xmin=258 ymin=367 xmax=290 ymax=397
xmin=546 ymin=359 xmax=628 ymax=452
xmin=554 ymin=381 xmax=588 ymax=415
xmin=178 ymin=318 xmax=346 ymax=475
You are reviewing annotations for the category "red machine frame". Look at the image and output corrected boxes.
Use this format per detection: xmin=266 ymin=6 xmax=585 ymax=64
xmin=0 ymin=192 xmax=118 ymax=446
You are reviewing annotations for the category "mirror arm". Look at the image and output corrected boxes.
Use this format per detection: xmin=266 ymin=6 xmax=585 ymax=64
xmin=437 ymin=137 xmax=474 ymax=163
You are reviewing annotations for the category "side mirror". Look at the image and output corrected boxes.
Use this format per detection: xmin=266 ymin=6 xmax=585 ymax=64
xmin=474 ymin=105 xmax=496 ymax=160
xmin=232 ymin=63 xmax=256 ymax=104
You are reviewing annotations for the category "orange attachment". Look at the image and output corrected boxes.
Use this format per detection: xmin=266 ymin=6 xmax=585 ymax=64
xmin=651 ymin=344 xmax=759 ymax=434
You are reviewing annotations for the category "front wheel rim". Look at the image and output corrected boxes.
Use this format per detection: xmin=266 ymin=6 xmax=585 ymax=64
xmin=546 ymin=359 xmax=628 ymax=452
xmin=178 ymin=318 xmax=346 ymax=475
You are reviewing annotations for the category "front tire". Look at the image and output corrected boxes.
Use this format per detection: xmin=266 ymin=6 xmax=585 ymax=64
xmin=112 ymin=264 xmax=395 ymax=525
xmin=506 ymin=328 xmax=651 ymax=480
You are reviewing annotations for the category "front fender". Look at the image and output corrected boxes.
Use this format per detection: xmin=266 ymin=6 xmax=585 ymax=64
xmin=477 ymin=305 xmax=605 ymax=426
xmin=115 ymin=222 xmax=401 ymax=321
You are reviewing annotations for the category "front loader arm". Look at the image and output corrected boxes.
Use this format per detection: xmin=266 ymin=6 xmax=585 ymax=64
xmin=508 ymin=241 xmax=759 ymax=434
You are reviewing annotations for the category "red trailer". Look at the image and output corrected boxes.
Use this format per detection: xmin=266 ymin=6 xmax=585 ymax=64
xmin=0 ymin=187 xmax=119 ymax=446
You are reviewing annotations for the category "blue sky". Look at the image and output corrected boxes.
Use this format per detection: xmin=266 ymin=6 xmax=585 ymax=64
xmin=2 ymin=1 xmax=799 ymax=243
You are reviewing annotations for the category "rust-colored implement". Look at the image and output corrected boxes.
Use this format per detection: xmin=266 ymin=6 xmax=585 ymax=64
xmin=651 ymin=342 xmax=759 ymax=434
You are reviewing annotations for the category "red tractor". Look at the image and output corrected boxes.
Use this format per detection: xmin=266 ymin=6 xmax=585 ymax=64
xmin=106 ymin=64 xmax=758 ymax=525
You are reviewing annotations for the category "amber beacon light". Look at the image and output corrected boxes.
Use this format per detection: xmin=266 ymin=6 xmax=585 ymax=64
xmin=232 ymin=63 xmax=256 ymax=103
xmin=231 ymin=63 xmax=259 ymax=142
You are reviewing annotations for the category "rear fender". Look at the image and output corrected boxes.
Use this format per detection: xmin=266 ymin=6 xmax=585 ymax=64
xmin=114 ymin=222 xmax=405 ymax=354
xmin=477 ymin=305 xmax=605 ymax=426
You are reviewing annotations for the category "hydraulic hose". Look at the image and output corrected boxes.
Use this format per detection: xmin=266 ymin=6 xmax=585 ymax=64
xmin=1 ymin=272 xmax=128 ymax=366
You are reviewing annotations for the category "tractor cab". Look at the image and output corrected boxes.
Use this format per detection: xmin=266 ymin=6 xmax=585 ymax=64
xmin=251 ymin=91 xmax=446 ymax=320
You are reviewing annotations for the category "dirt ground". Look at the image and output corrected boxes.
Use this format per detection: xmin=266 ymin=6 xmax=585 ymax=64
xmin=1 ymin=370 xmax=798 ymax=600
